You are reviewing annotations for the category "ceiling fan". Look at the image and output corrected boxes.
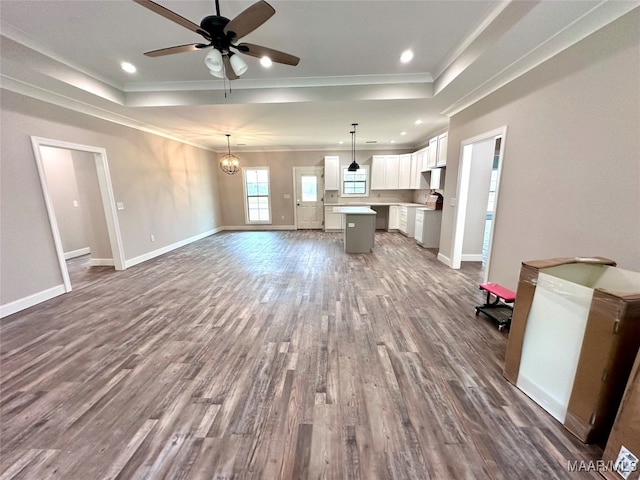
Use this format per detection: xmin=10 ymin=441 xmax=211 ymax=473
xmin=133 ymin=0 xmax=300 ymax=80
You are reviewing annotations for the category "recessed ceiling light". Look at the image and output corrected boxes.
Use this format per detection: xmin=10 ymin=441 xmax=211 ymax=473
xmin=260 ymin=57 xmax=272 ymax=68
xmin=400 ymin=131 xmax=407 ymax=136
xmin=121 ymin=62 xmax=136 ymax=74
xmin=339 ymin=141 xmax=344 ymax=144
xmin=400 ymin=50 xmax=414 ymax=63
xmin=415 ymin=119 xmax=423 ymax=125
xmin=390 ymin=140 xmax=396 ymax=144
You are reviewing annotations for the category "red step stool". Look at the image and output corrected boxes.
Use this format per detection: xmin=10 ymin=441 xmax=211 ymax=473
xmin=475 ymin=282 xmax=516 ymax=331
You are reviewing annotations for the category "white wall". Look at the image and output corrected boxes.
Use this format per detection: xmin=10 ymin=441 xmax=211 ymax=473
xmin=461 ymin=138 xmax=494 ymax=258
xmin=440 ymin=9 xmax=640 ymax=290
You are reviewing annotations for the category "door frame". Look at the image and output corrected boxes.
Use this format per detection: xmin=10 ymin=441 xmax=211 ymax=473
xmin=292 ymin=166 xmax=324 ymax=229
xmin=450 ymin=126 xmax=507 ymax=282
xmin=31 ymin=136 xmax=126 ymax=292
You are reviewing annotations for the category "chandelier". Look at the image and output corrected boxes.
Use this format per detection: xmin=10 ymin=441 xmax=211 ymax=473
xmin=219 ymin=134 xmax=240 ymax=175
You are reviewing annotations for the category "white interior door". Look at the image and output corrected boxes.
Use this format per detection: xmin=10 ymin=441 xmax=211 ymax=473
xmin=294 ymin=167 xmax=324 ymax=229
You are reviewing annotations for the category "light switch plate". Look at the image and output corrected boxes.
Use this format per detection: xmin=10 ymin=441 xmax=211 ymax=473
xmin=116 ymin=202 xmax=124 ymax=210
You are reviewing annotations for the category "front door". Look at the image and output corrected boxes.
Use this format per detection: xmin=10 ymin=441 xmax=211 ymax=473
xmin=294 ymin=167 xmax=324 ymax=229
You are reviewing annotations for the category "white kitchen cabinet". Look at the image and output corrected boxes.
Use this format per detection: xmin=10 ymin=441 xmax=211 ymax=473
xmin=385 ymin=156 xmax=400 ymax=189
xmin=398 ymin=154 xmax=412 ymax=189
xmin=399 ymin=205 xmax=418 ymax=237
xmin=415 ymin=210 xmax=424 ymax=243
xmin=324 ymin=156 xmax=340 ymax=190
xmin=371 ymin=156 xmax=386 ymax=190
xmin=388 ymin=205 xmax=400 ymax=230
xmin=420 ymin=147 xmax=430 ymax=172
xmin=429 ymin=168 xmax=442 ymax=189
xmin=410 ymin=153 xmax=420 ymax=190
xmin=415 ymin=209 xmax=442 ymax=248
xmin=324 ymin=206 xmax=344 ymax=231
xmin=436 ymin=133 xmax=448 ymax=167
xmin=427 ymin=137 xmax=438 ymax=169
xmin=371 ymin=155 xmax=400 ymax=190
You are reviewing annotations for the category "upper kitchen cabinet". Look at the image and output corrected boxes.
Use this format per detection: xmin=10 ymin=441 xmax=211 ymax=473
xmin=398 ymin=154 xmax=412 ymax=189
xmin=427 ymin=137 xmax=438 ymax=169
xmin=371 ymin=155 xmax=400 ymax=190
xmin=324 ymin=156 xmax=340 ymax=190
xmin=426 ymin=132 xmax=448 ymax=169
xmin=436 ymin=133 xmax=448 ymax=167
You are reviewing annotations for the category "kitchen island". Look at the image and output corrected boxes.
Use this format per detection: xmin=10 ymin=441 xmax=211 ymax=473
xmin=332 ymin=206 xmax=377 ymax=253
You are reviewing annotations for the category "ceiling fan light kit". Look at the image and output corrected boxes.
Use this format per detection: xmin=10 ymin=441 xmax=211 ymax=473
xmin=133 ymin=0 xmax=300 ymax=81
xmin=204 ymin=49 xmax=223 ymax=72
xmin=229 ymin=53 xmax=248 ymax=76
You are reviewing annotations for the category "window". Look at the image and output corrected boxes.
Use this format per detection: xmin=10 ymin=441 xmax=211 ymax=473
xmin=341 ymin=166 xmax=369 ymax=197
xmin=301 ymin=175 xmax=318 ymax=201
xmin=243 ymin=167 xmax=271 ymax=223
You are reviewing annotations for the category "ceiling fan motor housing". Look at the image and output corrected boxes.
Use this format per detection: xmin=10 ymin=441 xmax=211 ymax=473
xmin=200 ymin=15 xmax=233 ymax=52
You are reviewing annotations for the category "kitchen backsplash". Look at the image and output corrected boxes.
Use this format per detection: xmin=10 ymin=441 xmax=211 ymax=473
xmin=325 ymin=190 xmax=429 ymax=204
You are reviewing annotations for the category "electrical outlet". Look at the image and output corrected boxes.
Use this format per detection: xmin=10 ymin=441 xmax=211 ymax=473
xmin=150 ymin=235 xmax=155 ymax=242
xmin=281 ymin=216 xmax=284 ymax=220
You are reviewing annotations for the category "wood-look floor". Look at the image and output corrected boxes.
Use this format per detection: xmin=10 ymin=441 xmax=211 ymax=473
xmin=1 ymin=231 xmax=603 ymax=479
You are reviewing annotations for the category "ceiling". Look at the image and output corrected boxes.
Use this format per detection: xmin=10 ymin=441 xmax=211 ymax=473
xmin=0 ymin=0 xmax=636 ymax=152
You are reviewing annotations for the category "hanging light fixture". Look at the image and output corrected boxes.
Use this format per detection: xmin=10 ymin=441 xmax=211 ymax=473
xmin=219 ymin=134 xmax=240 ymax=175
xmin=347 ymin=123 xmax=360 ymax=171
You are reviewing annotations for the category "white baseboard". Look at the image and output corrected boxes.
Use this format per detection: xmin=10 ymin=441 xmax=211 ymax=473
xmin=461 ymin=254 xmax=483 ymax=262
xmin=437 ymin=252 xmax=453 ymax=267
xmin=89 ymin=258 xmax=115 ymax=267
xmin=124 ymin=228 xmax=222 ymax=269
xmin=64 ymin=247 xmax=90 ymax=260
xmin=222 ymin=225 xmax=297 ymax=231
xmin=1 ymin=284 xmax=66 ymax=318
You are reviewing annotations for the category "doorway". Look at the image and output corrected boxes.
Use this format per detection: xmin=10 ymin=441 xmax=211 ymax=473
xmin=293 ymin=166 xmax=324 ymax=229
xmin=450 ymin=126 xmax=507 ymax=282
xmin=31 ymin=136 xmax=125 ymax=293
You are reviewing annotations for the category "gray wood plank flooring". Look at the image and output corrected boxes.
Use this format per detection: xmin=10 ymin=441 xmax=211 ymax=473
xmin=1 ymin=231 xmax=603 ymax=479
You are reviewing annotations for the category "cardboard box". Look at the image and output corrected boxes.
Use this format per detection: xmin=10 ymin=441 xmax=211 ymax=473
xmin=503 ymin=257 xmax=640 ymax=444
xmin=601 ymin=350 xmax=640 ymax=480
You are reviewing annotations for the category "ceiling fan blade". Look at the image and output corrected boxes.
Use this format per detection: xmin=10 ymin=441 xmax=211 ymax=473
xmin=237 ymin=43 xmax=300 ymax=66
xmin=223 ymin=55 xmax=240 ymax=80
xmin=223 ymin=0 xmax=275 ymax=41
xmin=144 ymin=43 xmax=206 ymax=57
xmin=133 ymin=0 xmax=211 ymax=40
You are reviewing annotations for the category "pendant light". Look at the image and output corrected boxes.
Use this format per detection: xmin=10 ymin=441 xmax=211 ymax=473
xmin=219 ymin=134 xmax=240 ymax=175
xmin=347 ymin=123 xmax=360 ymax=171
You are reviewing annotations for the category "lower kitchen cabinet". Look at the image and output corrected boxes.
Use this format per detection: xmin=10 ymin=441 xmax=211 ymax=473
xmin=388 ymin=205 xmax=400 ymax=230
xmin=415 ymin=208 xmax=442 ymax=248
xmin=324 ymin=207 xmax=344 ymax=231
xmin=399 ymin=205 xmax=418 ymax=237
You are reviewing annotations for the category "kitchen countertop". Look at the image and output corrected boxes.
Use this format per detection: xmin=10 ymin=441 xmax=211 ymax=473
xmin=332 ymin=206 xmax=377 ymax=215
xmin=327 ymin=202 xmax=425 ymax=207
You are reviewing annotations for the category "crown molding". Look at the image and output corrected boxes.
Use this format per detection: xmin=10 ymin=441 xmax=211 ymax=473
xmin=0 ymin=75 xmax=214 ymax=152
xmin=442 ymin=1 xmax=639 ymax=117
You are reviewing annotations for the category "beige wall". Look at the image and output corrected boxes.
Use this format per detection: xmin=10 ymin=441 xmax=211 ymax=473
xmin=217 ymin=149 xmax=415 ymax=228
xmin=440 ymin=10 xmax=640 ymax=289
xmin=1 ymin=90 xmax=221 ymax=307
xmin=72 ymin=150 xmax=113 ymax=261
xmin=41 ymin=146 xmax=89 ymax=255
